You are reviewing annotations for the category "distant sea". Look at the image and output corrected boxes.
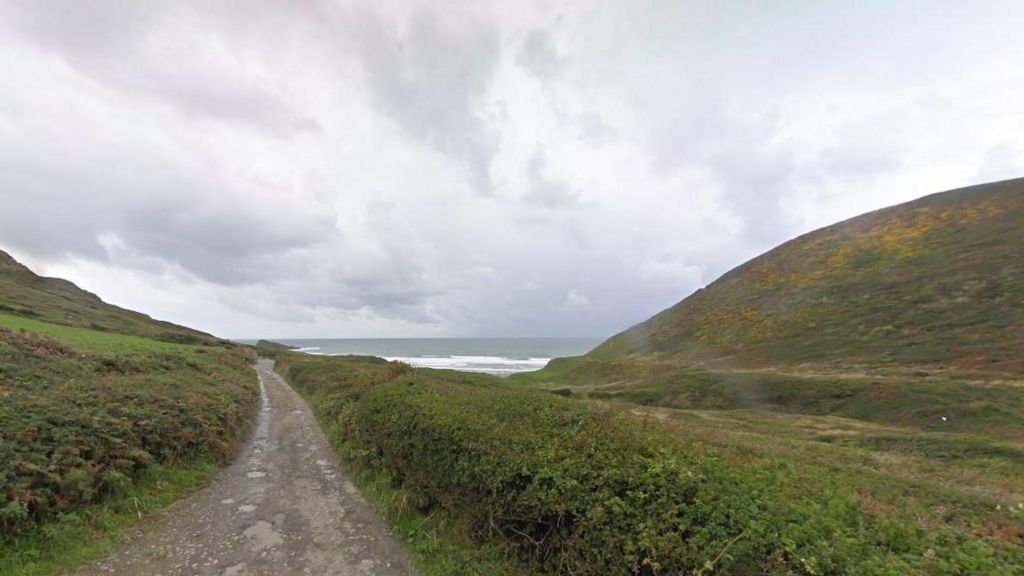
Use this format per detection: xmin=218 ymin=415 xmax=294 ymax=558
xmin=238 ymin=337 xmax=604 ymax=375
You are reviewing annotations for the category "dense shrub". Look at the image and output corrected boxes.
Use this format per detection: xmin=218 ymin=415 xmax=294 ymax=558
xmin=275 ymin=353 xmax=1023 ymax=575
xmin=355 ymin=380 xmax=758 ymax=573
xmin=0 ymin=327 xmax=258 ymax=537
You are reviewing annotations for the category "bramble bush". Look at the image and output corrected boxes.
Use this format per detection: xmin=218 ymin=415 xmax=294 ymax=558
xmin=0 ymin=327 xmax=258 ymax=537
xmin=273 ymin=352 xmax=1023 ymax=575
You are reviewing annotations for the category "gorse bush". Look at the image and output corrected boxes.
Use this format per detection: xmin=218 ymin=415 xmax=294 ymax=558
xmin=0 ymin=322 xmax=258 ymax=537
xmin=272 ymin=352 xmax=1024 ymax=575
xmin=353 ymin=380 xmax=758 ymax=574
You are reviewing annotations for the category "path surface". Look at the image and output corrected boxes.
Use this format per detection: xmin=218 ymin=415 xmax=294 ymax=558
xmin=78 ymin=359 xmax=414 ymax=576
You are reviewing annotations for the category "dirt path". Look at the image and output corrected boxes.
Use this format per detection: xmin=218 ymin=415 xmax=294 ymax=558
xmin=77 ymin=359 xmax=415 ymax=576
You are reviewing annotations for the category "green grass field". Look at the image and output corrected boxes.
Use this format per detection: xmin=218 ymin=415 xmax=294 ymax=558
xmin=0 ymin=313 xmax=201 ymax=355
xmin=511 ymin=357 xmax=1024 ymax=441
xmin=506 ymin=352 xmax=1024 ymax=572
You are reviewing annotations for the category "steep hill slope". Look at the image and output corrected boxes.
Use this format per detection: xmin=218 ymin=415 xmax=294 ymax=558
xmin=499 ymin=181 xmax=1024 ymax=573
xmin=591 ymin=178 xmax=1024 ymax=377
xmin=0 ymin=252 xmax=257 ymax=574
xmin=0 ymin=250 xmax=218 ymax=344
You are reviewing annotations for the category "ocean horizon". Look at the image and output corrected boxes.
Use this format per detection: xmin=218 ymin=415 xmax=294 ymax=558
xmin=237 ymin=337 xmax=605 ymax=375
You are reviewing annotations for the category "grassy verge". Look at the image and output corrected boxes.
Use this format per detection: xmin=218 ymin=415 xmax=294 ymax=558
xmin=0 ymin=456 xmax=218 ymax=576
xmin=268 ymin=350 xmax=1023 ymax=575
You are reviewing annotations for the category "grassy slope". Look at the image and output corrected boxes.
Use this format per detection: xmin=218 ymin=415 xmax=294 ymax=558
xmin=0 ymin=250 xmax=219 ymax=345
xmin=503 ymin=180 xmax=1024 ymax=572
xmin=590 ymin=178 xmax=1024 ymax=377
xmin=0 ymin=255 xmax=258 ymax=575
xmin=515 ymin=179 xmax=1024 ymax=441
xmin=268 ymin=350 xmax=1024 ymax=575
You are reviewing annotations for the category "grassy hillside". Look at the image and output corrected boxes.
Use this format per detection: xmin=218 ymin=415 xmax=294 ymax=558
xmin=515 ymin=178 xmax=1024 ymax=442
xmin=267 ymin=350 xmax=1023 ymax=575
xmin=497 ymin=179 xmax=1024 ymax=572
xmin=591 ymin=178 xmax=1024 ymax=377
xmin=248 ymin=181 xmax=1024 ymax=574
xmin=0 ymin=254 xmax=258 ymax=575
xmin=0 ymin=250 xmax=219 ymax=345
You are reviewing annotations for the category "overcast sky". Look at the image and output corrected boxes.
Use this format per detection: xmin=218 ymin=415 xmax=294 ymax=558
xmin=1 ymin=1 xmax=1022 ymax=339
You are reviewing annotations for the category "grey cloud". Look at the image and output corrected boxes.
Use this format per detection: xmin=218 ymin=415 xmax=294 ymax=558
xmin=344 ymin=7 xmax=501 ymax=195
xmin=0 ymin=0 xmax=449 ymax=328
xmin=524 ymin=150 xmax=581 ymax=209
xmin=0 ymin=1 xmax=314 ymax=136
xmin=125 ymin=201 xmax=334 ymax=285
xmin=0 ymin=0 xmax=157 ymax=58
xmin=708 ymin=139 xmax=800 ymax=245
xmin=0 ymin=84 xmax=334 ymax=286
xmin=1 ymin=1 xmax=1022 ymax=339
xmin=636 ymin=94 xmax=799 ymax=245
xmin=574 ymin=113 xmax=618 ymax=143
xmin=975 ymin=143 xmax=1021 ymax=183
xmin=441 ymin=253 xmax=690 ymax=338
xmin=0 ymin=158 xmax=335 ymax=286
xmin=136 ymin=66 xmax=320 ymax=137
xmin=815 ymin=144 xmax=901 ymax=183
xmin=517 ymin=29 xmax=561 ymax=79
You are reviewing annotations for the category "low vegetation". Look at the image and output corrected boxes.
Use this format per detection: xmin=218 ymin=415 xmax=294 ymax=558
xmin=0 ymin=251 xmax=259 ymax=574
xmin=0 ymin=456 xmax=221 ymax=576
xmin=270 ymin=350 xmax=1024 ymax=575
xmin=495 ymin=180 xmax=1024 ymax=573
xmin=513 ymin=357 xmax=1024 ymax=441
xmin=266 ymin=351 xmax=524 ymax=576
xmin=0 ymin=312 xmax=258 ymax=571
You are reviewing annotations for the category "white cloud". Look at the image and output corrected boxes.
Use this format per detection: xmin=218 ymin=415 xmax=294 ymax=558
xmin=562 ymin=288 xmax=591 ymax=310
xmin=1 ymin=0 xmax=1022 ymax=338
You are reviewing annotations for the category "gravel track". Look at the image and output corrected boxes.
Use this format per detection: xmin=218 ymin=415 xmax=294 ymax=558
xmin=77 ymin=358 xmax=414 ymax=576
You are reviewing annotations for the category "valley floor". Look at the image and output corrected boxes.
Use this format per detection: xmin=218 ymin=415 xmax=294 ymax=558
xmin=627 ymin=405 xmax=1024 ymax=536
xmin=75 ymin=360 xmax=413 ymax=576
